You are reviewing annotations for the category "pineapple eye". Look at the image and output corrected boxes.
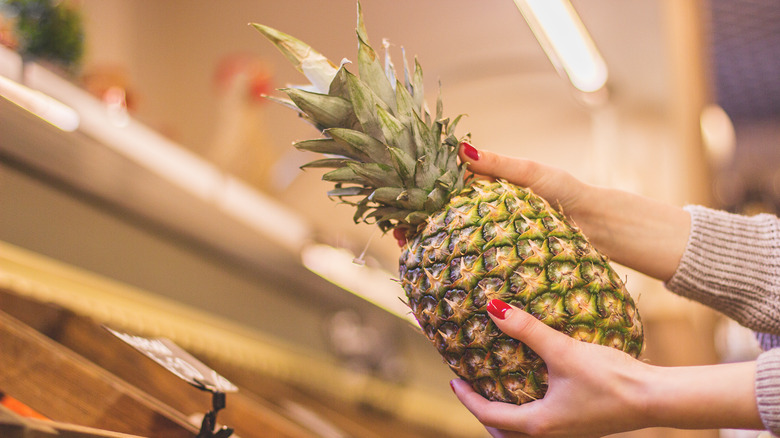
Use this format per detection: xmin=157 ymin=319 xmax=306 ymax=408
xmin=567 ymin=325 xmax=598 ymax=343
xmin=461 ymin=313 xmax=493 ymax=346
xmin=529 ymin=293 xmax=567 ymax=329
xmin=547 ymin=261 xmax=584 ymax=290
xmin=461 ymin=348 xmax=490 ymax=379
xmin=434 ymin=322 xmax=461 ymax=353
xmin=441 ymin=289 xmax=469 ymax=322
xmin=488 ymin=338 xmax=524 ymax=371
xmin=516 ymin=239 xmax=550 ymax=265
xmin=602 ymin=330 xmax=626 ymax=350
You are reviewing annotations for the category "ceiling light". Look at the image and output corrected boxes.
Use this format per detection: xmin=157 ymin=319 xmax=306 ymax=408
xmin=514 ymin=0 xmax=608 ymax=93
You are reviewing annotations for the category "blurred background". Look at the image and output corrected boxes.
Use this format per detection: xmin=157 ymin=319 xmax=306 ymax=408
xmin=0 ymin=0 xmax=779 ymax=437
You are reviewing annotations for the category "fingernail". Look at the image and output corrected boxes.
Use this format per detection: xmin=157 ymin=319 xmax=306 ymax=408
xmin=392 ymin=228 xmax=407 ymax=247
xmin=487 ymin=299 xmax=511 ymax=320
xmin=450 ymin=380 xmax=456 ymax=393
xmin=461 ymin=141 xmax=480 ymax=161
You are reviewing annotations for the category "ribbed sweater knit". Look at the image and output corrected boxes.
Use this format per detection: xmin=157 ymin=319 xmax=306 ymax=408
xmin=665 ymin=205 xmax=780 ymax=434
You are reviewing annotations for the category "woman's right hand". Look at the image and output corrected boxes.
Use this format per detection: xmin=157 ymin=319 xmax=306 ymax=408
xmin=459 ymin=141 xmax=593 ymax=227
xmin=457 ymin=142 xmax=690 ymax=282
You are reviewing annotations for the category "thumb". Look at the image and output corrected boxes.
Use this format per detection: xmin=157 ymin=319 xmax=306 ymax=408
xmin=486 ymin=299 xmax=574 ymax=359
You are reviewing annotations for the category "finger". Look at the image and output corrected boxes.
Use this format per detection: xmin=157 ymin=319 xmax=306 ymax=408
xmin=486 ymin=299 xmax=574 ymax=359
xmin=458 ymin=142 xmax=543 ymax=188
xmin=484 ymin=426 xmax=508 ymax=438
xmin=485 ymin=426 xmax=528 ymax=438
xmin=451 ymin=379 xmax=531 ymax=432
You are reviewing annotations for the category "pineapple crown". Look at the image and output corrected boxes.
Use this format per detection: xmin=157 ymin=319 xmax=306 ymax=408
xmin=251 ymin=2 xmax=469 ymax=234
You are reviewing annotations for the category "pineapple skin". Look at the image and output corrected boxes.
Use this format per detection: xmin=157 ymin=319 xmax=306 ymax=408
xmin=399 ymin=179 xmax=644 ymax=404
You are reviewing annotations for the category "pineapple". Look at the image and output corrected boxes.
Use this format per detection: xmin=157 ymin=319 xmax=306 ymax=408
xmin=252 ymin=3 xmax=643 ymax=404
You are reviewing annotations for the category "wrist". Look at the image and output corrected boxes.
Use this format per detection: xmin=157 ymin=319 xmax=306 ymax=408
xmin=563 ymin=184 xmax=612 ymax=249
xmin=566 ymin=185 xmax=690 ymax=281
xmin=641 ymin=362 xmax=762 ymax=430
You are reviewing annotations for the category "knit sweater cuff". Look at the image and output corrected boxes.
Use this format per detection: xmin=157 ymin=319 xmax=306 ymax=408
xmin=757 ymin=349 xmax=780 ymax=434
xmin=665 ymin=205 xmax=780 ymax=334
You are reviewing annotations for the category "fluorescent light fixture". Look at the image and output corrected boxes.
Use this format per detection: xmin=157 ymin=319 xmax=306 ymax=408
xmin=514 ymin=0 xmax=608 ymax=93
xmin=301 ymin=243 xmax=416 ymax=325
xmin=0 ymin=74 xmax=80 ymax=131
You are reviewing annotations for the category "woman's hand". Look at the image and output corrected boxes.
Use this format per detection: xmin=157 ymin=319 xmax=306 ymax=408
xmin=450 ymin=299 xmax=763 ymax=437
xmin=458 ymin=142 xmax=691 ymax=282
xmin=451 ymin=299 xmax=653 ymax=438
xmin=459 ymin=142 xmax=591 ymax=220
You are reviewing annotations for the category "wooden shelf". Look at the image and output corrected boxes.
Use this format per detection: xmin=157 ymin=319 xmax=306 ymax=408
xmin=1 ymin=404 xmax=147 ymax=438
xmin=0 ymin=285 xmax=453 ymax=437
xmin=0 ymin=305 xmax=198 ymax=437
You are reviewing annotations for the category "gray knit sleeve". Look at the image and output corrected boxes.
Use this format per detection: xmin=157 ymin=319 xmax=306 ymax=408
xmin=757 ymin=349 xmax=780 ymax=434
xmin=665 ymin=205 xmax=780 ymax=335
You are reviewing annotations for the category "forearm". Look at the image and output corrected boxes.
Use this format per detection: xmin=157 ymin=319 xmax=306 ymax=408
xmin=642 ymin=360 xmax=762 ymax=430
xmin=572 ymin=185 xmax=690 ymax=282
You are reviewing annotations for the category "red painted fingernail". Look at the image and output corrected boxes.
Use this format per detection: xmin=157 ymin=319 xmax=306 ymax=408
xmin=450 ymin=380 xmax=456 ymax=393
xmin=461 ymin=141 xmax=480 ymax=161
xmin=487 ymin=299 xmax=511 ymax=320
xmin=392 ymin=228 xmax=407 ymax=247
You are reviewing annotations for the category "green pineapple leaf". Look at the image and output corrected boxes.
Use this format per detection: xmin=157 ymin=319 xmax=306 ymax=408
xmin=325 ymin=128 xmax=391 ymax=163
xmin=411 ymin=111 xmax=435 ymax=155
xmin=435 ymin=80 xmax=443 ymax=123
xmin=294 ymin=138 xmax=370 ymax=162
xmin=356 ymin=1 xmax=370 ymax=45
xmin=358 ymin=34 xmax=397 ymax=114
xmin=383 ymin=40 xmax=397 ymax=89
xmin=411 ymin=58 xmax=425 ymax=114
xmin=387 ymin=146 xmax=416 ymax=184
xmin=328 ymin=186 xmax=369 ymax=198
xmin=328 ymin=66 xmax=351 ymax=99
xmin=402 ymin=47 xmax=413 ymax=96
xmin=448 ymin=114 xmax=465 ymax=136
xmin=283 ymin=88 xmax=357 ymax=129
xmin=376 ymin=106 xmax=415 ymax=159
xmin=345 ymin=70 xmax=391 ymax=142
xmin=394 ymin=79 xmax=416 ymax=128
xmin=251 ymin=23 xmax=322 ymax=72
xmin=398 ymin=188 xmax=428 ymax=210
xmin=251 ymin=23 xmax=338 ymax=92
xmin=347 ymin=162 xmax=403 ymax=187
xmin=414 ymin=155 xmax=439 ymax=191
xmin=369 ymin=187 xmax=404 ymax=205
xmin=261 ymin=94 xmax=320 ymax=128
xmin=424 ymin=186 xmax=447 ymax=211
xmin=300 ymin=158 xmax=355 ymax=169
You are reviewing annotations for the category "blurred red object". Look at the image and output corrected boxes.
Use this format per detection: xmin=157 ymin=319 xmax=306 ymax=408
xmin=81 ymin=65 xmax=137 ymax=113
xmin=214 ymin=54 xmax=273 ymax=103
xmin=0 ymin=14 xmax=19 ymax=50
xmin=0 ymin=392 xmax=49 ymax=420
